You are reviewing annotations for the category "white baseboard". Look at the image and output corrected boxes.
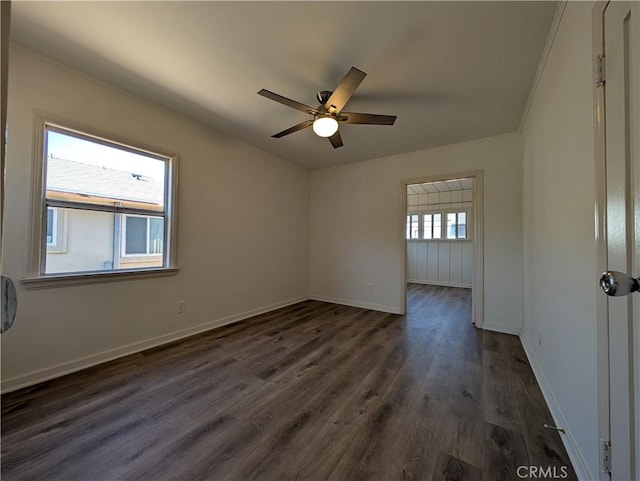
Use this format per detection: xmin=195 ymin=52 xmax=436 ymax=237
xmin=1 ymin=296 xmax=309 ymax=393
xmin=520 ymin=335 xmax=594 ymax=481
xmin=309 ymin=294 xmax=403 ymax=315
xmin=481 ymin=322 xmax=521 ymax=336
xmin=407 ymin=279 xmax=472 ymax=289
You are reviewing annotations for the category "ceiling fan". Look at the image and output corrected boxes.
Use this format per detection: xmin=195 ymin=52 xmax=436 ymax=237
xmin=258 ymin=67 xmax=397 ymax=149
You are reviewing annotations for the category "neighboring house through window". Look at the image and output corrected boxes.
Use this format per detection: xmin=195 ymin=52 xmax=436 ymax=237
xmin=30 ymin=120 xmax=177 ymax=278
xmin=122 ymin=215 xmax=164 ymax=256
xmin=46 ymin=207 xmax=57 ymax=246
xmin=46 ymin=206 xmax=67 ymax=253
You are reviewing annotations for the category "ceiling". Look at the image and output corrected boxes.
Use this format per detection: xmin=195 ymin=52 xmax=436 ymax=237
xmin=408 ymin=178 xmax=473 ymax=195
xmin=9 ymin=1 xmax=557 ymax=170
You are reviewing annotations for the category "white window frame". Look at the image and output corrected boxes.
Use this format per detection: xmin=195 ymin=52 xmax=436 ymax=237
xmin=406 ymin=212 xmax=421 ymax=239
xmin=22 ymin=115 xmax=179 ymax=288
xmin=406 ymin=208 xmax=472 ymax=242
xmin=421 ymin=212 xmax=443 ymax=240
xmin=444 ymin=210 xmax=470 ymax=240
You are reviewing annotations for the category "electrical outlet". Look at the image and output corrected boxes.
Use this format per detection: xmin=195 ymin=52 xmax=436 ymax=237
xmin=538 ymin=332 xmax=543 ymax=347
xmin=279 ymin=281 xmax=285 ymax=291
xmin=177 ymin=300 xmax=186 ymax=314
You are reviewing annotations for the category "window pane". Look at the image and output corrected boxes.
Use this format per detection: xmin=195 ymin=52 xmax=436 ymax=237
xmin=433 ymin=214 xmax=442 ymax=239
xmin=125 ymin=216 xmax=147 ymax=254
xmin=458 ymin=212 xmax=467 ymax=239
xmin=447 ymin=213 xmax=457 ymax=239
xmin=407 ymin=214 xmax=420 ymax=240
xmin=410 ymin=214 xmax=419 ymax=239
xmin=45 ymin=208 xmax=115 ymax=274
xmin=148 ymin=217 xmax=164 ymax=254
xmin=46 ymin=208 xmax=55 ymax=244
xmin=46 ymin=129 xmax=166 ymax=210
xmin=423 ymin=214 xmax=432 ymax=239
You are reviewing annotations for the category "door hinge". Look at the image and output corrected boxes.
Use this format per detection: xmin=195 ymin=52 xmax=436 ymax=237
xmin=595 ymin=55 xmax=606 ymax=87
xmin=600 ymin=438 xmax=611 ymax=474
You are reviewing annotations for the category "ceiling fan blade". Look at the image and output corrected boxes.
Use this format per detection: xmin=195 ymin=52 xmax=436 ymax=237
xmin=340 ymin=112 xmax=397 ymax=125
xmin=272 ymin=119 xmax=314 ymax=138
xmin=258 ymin=89 xmax=318 ymax=115
xmin=325 ymin=67 xmax=367 ymax=113
xmin=328 ymin=131 xmax=343 ymax=149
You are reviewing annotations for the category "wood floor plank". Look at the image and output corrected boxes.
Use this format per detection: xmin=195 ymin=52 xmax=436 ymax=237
xmin=1 ymin=284 xmax=578 ymax=481
xmin=381 ymin=391 xmax=455 ymax=480
xmin=434 ymin=453 xmax=483 ymax=481
xmin=447 ymin=358 xmax=485 ymax=469
xmin=483 ymin=349 xmax=521 ymax=431
xmin=484 ymin=422 xmax=530 ymax=481
xmin=324 ymin=368 xmax=426 ymax=481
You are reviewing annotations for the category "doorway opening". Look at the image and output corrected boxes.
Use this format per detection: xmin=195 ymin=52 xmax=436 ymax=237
xmin=402 ymin=172 xmax=484 ymax=327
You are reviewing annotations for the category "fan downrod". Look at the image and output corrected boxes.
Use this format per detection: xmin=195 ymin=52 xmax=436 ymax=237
xmin=317 ymin=90 xmax=333 ymax=104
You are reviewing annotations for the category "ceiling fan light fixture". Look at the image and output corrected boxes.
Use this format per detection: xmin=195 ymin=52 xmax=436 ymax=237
xmin=312 ymin=116 xmax=339 ymax=137
xmin=258 ymin=66 xmax=396 ymax=148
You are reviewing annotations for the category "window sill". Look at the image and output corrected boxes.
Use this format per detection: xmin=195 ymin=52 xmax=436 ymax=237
xmin=21 ymin=267 xmax=179 ymax=289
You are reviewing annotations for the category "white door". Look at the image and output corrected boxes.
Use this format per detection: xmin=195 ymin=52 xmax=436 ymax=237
xmin=599 ymin=1 xmax=639 ymax=479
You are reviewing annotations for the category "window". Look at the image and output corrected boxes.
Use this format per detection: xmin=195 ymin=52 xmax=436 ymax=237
xmin=29 ymin=119 xmax=177 ymax=281
xmin=45 ymin=206 xmax=67 ymax=253
xmin=422 ymin=213 xmax=442 ymax=240
xmin=446 ymin=211 xmax=467 ymax=239
xmin=123 ymin=215 xmax=164 ymax=256
xmin=46 ymin=207 xmax=57 ymax=246
xmin=407 ymin=210 xmax=470 ymax=241
xmin=406 ymin=214 xmax=420 ymax=239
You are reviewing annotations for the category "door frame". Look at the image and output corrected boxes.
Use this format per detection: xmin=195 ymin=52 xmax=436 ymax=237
xmin=593 ymin=3 xmax=611 ymax=479
xmin=400 ymin=169 xmax=484 ymax=328
xmin=1 ymin=1 xmax=10 ymax=265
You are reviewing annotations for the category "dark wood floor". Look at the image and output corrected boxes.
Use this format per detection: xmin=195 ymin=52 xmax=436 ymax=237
xmin=1 ymin=284 xmax=576 ymax=481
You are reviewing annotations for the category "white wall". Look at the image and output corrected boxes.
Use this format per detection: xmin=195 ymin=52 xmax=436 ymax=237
xmin=309 ymin=133 xmax=523 ymax=333
xmin=521 ymin=2 xmax=598 ymax=478
xmin=407 ymin=241 xmax=473 ymax=288
xmin=2 ymin=45 xmax=310 ymax=390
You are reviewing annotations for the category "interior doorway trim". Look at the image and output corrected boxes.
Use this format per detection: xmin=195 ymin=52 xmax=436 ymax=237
xmin=401 ymin=170 xmax=484 ymax=328
xmin=592 ymin=3 xmax=611 ymax=480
